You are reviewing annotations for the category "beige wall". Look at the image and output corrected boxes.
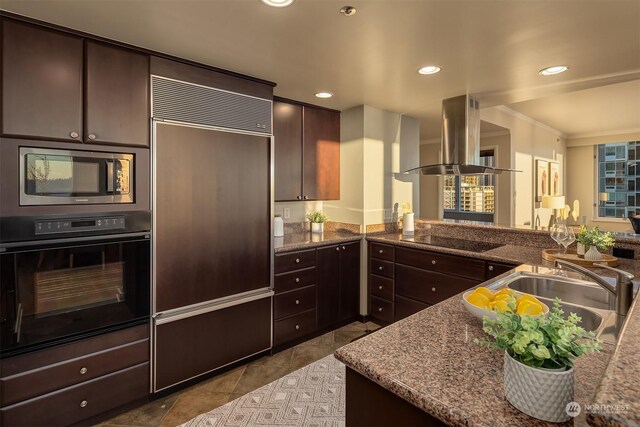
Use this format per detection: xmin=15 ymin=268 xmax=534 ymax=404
xmin=481 ymin=106 xmax=566 ymax=227
xmin=566 ymin=131 xmax=640 ymax=233
xmin=419 ymin=141 xmax=441 ymax=219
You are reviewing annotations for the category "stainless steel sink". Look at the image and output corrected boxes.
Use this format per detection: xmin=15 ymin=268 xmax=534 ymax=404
xmin=506 ymin=275 xmax=613 ymax=310
xmin=551 ymin=301 xmax=604 ymax=332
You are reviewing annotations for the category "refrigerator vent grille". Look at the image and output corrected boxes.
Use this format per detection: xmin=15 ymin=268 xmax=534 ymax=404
xmin=151 ymin=76 xmax=272 ymax=134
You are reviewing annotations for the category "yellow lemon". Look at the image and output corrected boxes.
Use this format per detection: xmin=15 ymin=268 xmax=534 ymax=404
xmin=493 ymin=294 xmax=515 ymax=303
xmin=518 ymin=294 xmax=543 ymax=307
xmin=466 ymin=292 xmax=490 ymax=308
xmin=516 ymin=300 xmax=544 ymax=316
xmin=474 ymin=287 xmax=494 ymax=301
xmin=488 ymin=299 xmax=513 ymax=314
xmin=494 ymin=288 xmax=515 ymax=298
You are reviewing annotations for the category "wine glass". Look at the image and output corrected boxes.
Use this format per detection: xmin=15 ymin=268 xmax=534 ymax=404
xmin=560 ymin=227 xmax=575 ymax=254
xmin=550 ymin=223 xmax=566 ymax=251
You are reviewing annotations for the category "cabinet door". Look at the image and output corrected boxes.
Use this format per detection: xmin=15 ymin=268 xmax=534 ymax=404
xmin=316 ymin=245 xmax=340 ymax=329
xmin=273 ymin=101 xmax=303 ymax=201
xmin=85 ymin=41 xmax=149 ymax=146
xmin=339 ymin=242 xmax=360 ymax=321
xmin=2 ymin=19 xmax=83 ymax=141
xmin=302 ymin=107 xmax=340 ymax=200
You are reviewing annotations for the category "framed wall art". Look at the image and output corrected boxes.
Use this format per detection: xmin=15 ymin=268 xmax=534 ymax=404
xmin=535 ymin=159 xmax=548 ymax=201
xmin=549 ymin=161 xmax=560 ymax=196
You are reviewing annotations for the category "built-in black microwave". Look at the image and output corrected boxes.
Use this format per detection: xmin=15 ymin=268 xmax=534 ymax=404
xmin=19 ymin=147 xmax=133 ymax=206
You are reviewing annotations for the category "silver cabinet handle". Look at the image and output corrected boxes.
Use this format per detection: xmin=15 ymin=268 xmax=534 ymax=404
xmin=295 ymin=324 xmax=300 ymax=330
xmin=378 ymin=285 xmax=383 ymax=290
xmin=80 ymin=367 xmax=88 ymax=375
xmin=431 ymin=260 xmax=436 ymax=265
xmin=295 ymin=258 xmax=300 ymax=263
xmin=488 ymin=265 xmax=494 ymax=271
xmin=379 ymin=249 xmax=383 ymax=254
xmin=378 ymin=266 xmax=383 ymax=270
xmin=80 ymin=400 xmax=88 ymax=408
xmin=295 ymin=277 xmax=300 ymax=283
xmin=431 ymin=287 xmax=436 ymax=292
xmin=342 ymin=246 xmax=346 ymax=250
xmin=295 ymin=300 xmax=300 ymax=305
xmin=88 ymin=133 xmax=96 ymax=140
xmin=297 ymin=196 xmax=302 ymax=200
xmin=336 ymin=247 xmax=340 ymax=251
xmin=378 ymin=307 xmax=383 ymax=312
xmin=303 ymin=196 xmax=308 ymax=200
xmin=69 ymin=131 xmax=79 ymax=139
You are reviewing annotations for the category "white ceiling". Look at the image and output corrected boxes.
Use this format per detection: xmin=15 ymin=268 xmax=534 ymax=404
xmin=3 ymin=0 xmax=639 ymax=140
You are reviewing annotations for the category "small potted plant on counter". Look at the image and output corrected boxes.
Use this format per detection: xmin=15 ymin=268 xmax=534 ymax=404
xmin=306 ymin=211 xmax=328 ymax=234
xmin=576 ymin=225 xmax=615 ymax=260
xmin=475 ymin=298 xmax=601 ymax=423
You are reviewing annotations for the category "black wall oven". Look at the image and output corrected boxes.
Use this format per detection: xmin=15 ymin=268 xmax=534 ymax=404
xmin=0 ymin=233 xmax=150 ymax=358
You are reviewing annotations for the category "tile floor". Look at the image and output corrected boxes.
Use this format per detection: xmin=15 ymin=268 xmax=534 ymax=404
xmin=98 ymin=321 xmax=381 ymax=427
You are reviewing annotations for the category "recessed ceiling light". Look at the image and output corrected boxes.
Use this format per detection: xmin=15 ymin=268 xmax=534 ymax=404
xmin=539 ymin=65 xmax=569 ymax=76
xmin=261 ymin=0 xmax=294 ymax=7
xmin=418 ymin=65 xmax=441 ymax=75
xmin=315 ymin=92 xmax=333 ymax=98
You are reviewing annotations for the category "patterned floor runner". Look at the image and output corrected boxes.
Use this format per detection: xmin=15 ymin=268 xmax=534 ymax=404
xmin=181 ymin=355 xmax=345 ymax=426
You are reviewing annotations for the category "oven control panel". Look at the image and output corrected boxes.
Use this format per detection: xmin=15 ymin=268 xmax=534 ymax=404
xmin=35 ymin=216 xmax=126 ymax=235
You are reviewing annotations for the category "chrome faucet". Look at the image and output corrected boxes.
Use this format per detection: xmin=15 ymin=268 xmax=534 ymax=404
xmin=554 ymin=260 xmax=635 ymax=316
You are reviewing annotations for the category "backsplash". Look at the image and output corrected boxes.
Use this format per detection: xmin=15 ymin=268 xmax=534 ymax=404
xmin=283 ymin=221 xmax=361 ymax=234
xmin=275 ymin=201 xmax=323 ymax=223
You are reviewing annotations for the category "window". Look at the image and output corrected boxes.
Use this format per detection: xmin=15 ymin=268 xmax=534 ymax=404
xmin=443 ymin=150 xmax=495 ymax=222
xmin=597 ymin=141 xmax=640 ymax=218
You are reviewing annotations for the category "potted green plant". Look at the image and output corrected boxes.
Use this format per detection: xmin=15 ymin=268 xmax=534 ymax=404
xmin=476 ymin=298 xmax=601 ymax=422
xmin=576 ymin=225 xmax=615 ymax=260
xmin=306 ymin=211 xmax=328 ymax=234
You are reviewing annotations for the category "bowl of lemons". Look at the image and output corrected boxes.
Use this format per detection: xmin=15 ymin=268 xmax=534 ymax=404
xmin=462 ymin=286 xmax=548 ymax=321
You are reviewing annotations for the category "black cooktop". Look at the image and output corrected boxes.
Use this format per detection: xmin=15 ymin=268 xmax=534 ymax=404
xmin=403 ymin=235 xmax=505 ymax=253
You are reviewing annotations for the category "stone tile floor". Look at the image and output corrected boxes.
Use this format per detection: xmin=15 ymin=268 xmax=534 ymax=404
xmin=98 ymin=321 xmax=381 ymax=427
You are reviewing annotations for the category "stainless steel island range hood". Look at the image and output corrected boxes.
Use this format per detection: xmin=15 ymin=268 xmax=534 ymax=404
xmin=406 ymin=94 xmax=518 ymax=175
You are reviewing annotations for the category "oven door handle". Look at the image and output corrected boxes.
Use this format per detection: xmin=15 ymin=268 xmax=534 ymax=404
xmin=107 ymin=160 xmax=114 ymax=193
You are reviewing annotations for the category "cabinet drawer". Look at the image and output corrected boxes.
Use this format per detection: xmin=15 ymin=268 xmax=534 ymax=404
xmin=274 ymin=309 xmax=316 ymax=347
xmin=0 ymin=362 xmax=149 ymax=427
xmin=370 ymin=296 xmax=393 ymax=324
xmin=395 ymin=295 xmax=429 ymax=322
xmin=395 ymin=264 xmax=480 ymax=305
xmin=275 ymin=250 xmax=316 ymax=274
xmin=274 ymin=267 xmax=316 ymax=293
xmin=1 ymin=338 xmax=149 ymax=406
xmin=486 ymin=261 xmax=518 ymax=279
xmin=370 ymin=258 xmax=394 ymax=279
xmin=274 ymin=285 xmax=316 ymax=320
xmin=370 ymin=274 xmax=394 ymax=301
xmin=396 ymin=247 xmax=485 ymax=281
xmin=370 ymin=242 xmax=394 ymax=262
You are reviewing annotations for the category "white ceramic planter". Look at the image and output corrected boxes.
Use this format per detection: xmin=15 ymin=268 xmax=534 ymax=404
xmin=310 ymin=222 xmax=324 ymax=234
xmin=503 ymin=351 xmax=574 ymax=423
xmin=584 ymin=245 xmax=603 ymax=261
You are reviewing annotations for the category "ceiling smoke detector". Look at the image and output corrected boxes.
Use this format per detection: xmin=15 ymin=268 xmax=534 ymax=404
xmin=340 ymin=6 xmax=357 ymax=16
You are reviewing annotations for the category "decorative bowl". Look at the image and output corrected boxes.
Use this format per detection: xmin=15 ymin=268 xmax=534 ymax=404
xmin=462 ymin=290 xmax=549 ymax=321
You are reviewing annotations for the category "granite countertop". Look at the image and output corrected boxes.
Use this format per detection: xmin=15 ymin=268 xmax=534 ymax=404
xmin=335 ymin=232 xmax=640 ymax=426
xmin=274 ymin=231 xmax=362 ymax=253
xmin=334 ymin=294 xmax=613 ymax=427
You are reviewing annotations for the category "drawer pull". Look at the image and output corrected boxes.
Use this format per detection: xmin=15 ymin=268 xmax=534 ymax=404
xmin=88 ymin=133 xmax=97 ymax=140
xmin=295 ymin=324 xmax=300 ymax=330
xmin=80 ymin=400 xmax=88 ymax=408
xmin=80 ymin=367 xmax=88 ymax=375
xmin=378 ymin=307 xmax=383 ymax=312
xmin=378 ymin=285 xmax=383 ymax=290
xmin=378 ymin=266 xmax=383 ymax=271
xmin=69 ymin=131 xmax=79 ymax=138
xmin=379 ymin=249 xmax=383 ymax=254
xmin=342 ymin=246 xmax=346 ymax=250
xmin=295 ymin=277 xmax=300 ymax=283
xmin=488 ymin=265 xmax=494 ymax=271
xmin=295 ymin=299 xmax=300 ymax=305
xmin=431 ymin=260 xmax=436 ymax=265
xmin=336 ymin=247 xmax=340 ymax=251
xmin=295 ymin=258 xmax=300 ymax=263
xmin=431 ymin=287 xmax=436 ymax=292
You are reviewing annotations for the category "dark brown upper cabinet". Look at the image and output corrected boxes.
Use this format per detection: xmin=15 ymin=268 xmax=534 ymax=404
xmin=85 ymin=41 xmax=149 ymax=146
xmin=273 ymin=98 xmax=340 ymax=201
xmin=1 ymin=19 xmax=83 ymax=142
xmin=1 ymin=18 xmax=149 ymax=147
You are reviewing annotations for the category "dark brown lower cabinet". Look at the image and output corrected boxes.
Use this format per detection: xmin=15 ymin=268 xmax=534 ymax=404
xmin=394 ymin=295 xmax=428 ymax=322
xmin=317 ymin=242 xmax=361 ymax=330
xmin=154 ymin=297 xmax=271 ymax=391
xmin=345 ymin=367 xmax=444 ymax=427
